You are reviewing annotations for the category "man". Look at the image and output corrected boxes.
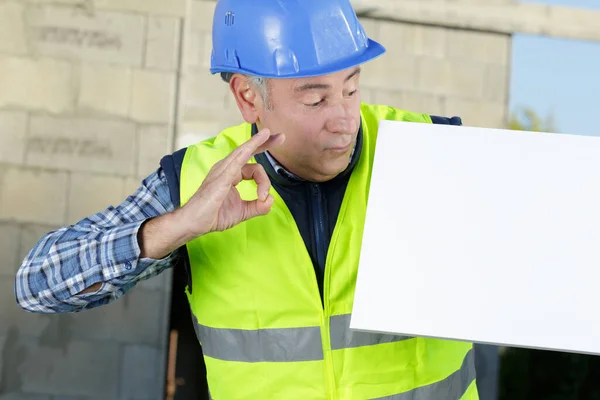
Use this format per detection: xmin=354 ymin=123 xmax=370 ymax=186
xmin=15 ymin=0 xmax=479 ymax=398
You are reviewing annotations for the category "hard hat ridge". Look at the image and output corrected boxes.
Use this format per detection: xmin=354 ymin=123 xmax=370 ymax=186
xmin=210 ymin=0 xmax=386 ymax=79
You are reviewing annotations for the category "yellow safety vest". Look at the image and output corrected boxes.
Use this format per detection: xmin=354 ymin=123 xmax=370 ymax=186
xmin=180 ymin=103 xmax=479 ymax=399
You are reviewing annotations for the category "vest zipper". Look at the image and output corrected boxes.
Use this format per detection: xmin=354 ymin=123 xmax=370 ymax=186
xmin=310 ymin=183 xmax=328 ymax=281
xmin=310 ymin=183 xmax=337 ymax=398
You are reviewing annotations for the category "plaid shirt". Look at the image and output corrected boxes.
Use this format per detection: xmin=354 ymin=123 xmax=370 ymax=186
xmin=15 ymin=169 xmax=178 ymax=313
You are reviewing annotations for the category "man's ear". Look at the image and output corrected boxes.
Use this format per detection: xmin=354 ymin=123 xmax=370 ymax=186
xmin=229 ymin=74 xmax=262 ymax=124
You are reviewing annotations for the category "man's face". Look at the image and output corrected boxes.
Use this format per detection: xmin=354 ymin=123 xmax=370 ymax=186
xmin=256 ymin=67 xmax=362 ymax=182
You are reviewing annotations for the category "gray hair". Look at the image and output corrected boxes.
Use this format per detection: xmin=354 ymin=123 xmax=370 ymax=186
xmin=221 ymin=72 xmax=272 ymax=109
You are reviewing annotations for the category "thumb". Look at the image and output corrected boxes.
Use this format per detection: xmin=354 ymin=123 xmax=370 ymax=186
xmin=242 ymin=194 xmax=275 ymax=221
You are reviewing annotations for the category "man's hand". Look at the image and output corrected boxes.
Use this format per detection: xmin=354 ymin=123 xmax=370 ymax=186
xmin=178 ymin=128 xmax=285 ymax=236
xmin=137 ymin=128 xmax=285 ymax=260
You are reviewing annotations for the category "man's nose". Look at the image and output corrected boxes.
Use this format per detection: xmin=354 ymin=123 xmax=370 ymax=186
xmin=326 ymin=117 xmax=358 ymax=134
xmin=326 ymin=103 xmax=358 ymax=134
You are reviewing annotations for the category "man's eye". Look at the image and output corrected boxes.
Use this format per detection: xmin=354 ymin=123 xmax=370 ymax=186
xmin=346 ymin=90 xmax=357 ymax=97
xmin=306 ymin=99 xmax=324 ymax=107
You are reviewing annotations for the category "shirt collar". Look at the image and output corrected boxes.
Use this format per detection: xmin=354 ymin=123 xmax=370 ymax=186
xmin=263 ymin=150 xmax=304 ymax=181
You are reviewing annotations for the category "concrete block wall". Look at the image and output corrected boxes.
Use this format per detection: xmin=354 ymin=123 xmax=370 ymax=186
xmin=0 ymin=0 xmax=179 ymax=399
xmin=0 ymin=0 xmax=512 ymax=398
xmin=358 ymin=20 xmax=511 ymax=129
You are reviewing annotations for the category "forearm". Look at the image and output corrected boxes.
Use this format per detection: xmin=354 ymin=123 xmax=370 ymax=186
xmin=138 ymin=208 xmax=196 ymax=260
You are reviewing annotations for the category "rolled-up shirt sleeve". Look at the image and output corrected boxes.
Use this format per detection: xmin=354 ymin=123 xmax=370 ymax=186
xmin=15 ymin=168 xmax=178 ymax=314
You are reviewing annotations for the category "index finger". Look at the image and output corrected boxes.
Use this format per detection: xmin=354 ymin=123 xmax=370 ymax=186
xmin=230 ymin=128 xmax=285 ymax=168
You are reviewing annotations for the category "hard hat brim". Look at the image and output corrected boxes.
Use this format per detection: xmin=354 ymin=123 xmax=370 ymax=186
xmin=210 ymin=39 xmax=387 ymax=79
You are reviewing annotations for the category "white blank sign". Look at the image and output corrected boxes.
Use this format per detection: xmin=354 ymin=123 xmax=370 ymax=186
xmin=351 ymin=120 xmax=600 ymax=355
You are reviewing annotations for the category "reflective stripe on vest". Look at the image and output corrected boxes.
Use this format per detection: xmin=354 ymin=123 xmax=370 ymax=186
xmin=330 ymin=314 xmax=413 ymax=350
xmin=192 ymin=314 xmax=324 ymax=362
xmin=193 ymin=314 xmax=476 ymax=399
xmin=194 ymin=313 xmax=411 ymax=362
xmin=374 ymin=349 xmax=476 ymax=400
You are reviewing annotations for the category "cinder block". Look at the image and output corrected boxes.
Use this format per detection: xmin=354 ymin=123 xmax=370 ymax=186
xmin=26 ymin=115 xmax=137 ymax=176
xmin=484 ymin=64 xmax=509 ymax=103
xmin=188 ymin=0 xmax=217 ymax=33
xmin=377 ymin=21 xmax=415 ymax=57
xmin=67 ymin=173 xmax=128 ymax=224
xmin=360 ymin=22 xmax=421 ymax=91
xmin=412 ymin=25 xmax=447 ymax=58
xmin=48 ymin=396 xmax=84 ymax=400
xmin=0 ymin=56 xmax=73 ymax=114
xmin=146 ymin=16 xmax=181 ymax=71
xmin=0 ymin=110 xmax=27 ymax=165
xmin=372 ymin=90 xmax=403 ymax=110
xmin=361 ymin=54 xmax=419 ymax=91
xmin=223 ymin=88 xmax=243 ymax=114
xmin=0 ymin=330 xmax=53 ymax=400
xmin=66 ymin=288 xmax=166 ymax=345
xmin=120 ymin=344 xmax=162 ymax=398
xmin=184 ymin=0 xmax=217 ymax=71
xmin=375 ymin=90 xmax=444 ymax=115
xmin=27 ymin=5 xmax=145 ymax=67
xmin=360 ymin=56 xmax=385 ymax=90
xmin=416 ymin=58 xmax=451 ymax=94
xmin=403 ymin=92 xmax=445 ymax=116
xmin=183 ymin=30 xmax=213 ymax=73
xmin=137 ymin=125 xmax=171 ymax=179
xmin=14 ymin=336 xmax=120 ymax=398
xmin=215 ymin=93 xmax=245 ymax=129
xmin=0 ymin=329 xmax=20 ymax=396
xmin=130 ymin=69 xmax=176 ymax=123
xmin=176 ymin=121 xmax=221 ymax=150
xmin=376 ymin=21 xmax=415 ymax=57
xmin=358 ymin=17 xmax=381 ymax=42
xmin=379 ymin=21 xmax=446 ymax=58
xmin=0 ymin=167 xmax=68 ymax=225
xmin=123 ymin=176 xmax=144 ymax=198
xmin=446 ymin=29 xmax=510 ymax=66
xmin=0 ymin=335 xmax=4 ymax=392
xmin=0 ymin=2 xmax=28 ymax=55
xmin=0 ymin=392 xmax=51 ymax=400
xmin=417 ymin=57 xmax=486 ymax=98
xmin=28 ymin=0 xmax=86 ymax=4
xmin=444 ymin=98 xmax=507 ymax=129
xmin=77 ymin=63 xmax=132 ymax=118
xmin=47 ymin=396 xmax=81 ymax=400
xmin=0 ymin=277 xmax=52 ymax=337
xmin=94 ymin=0 xmax=187 ymax=17
xmin=359 ymin=89 xmax=376 ymax=105
xmin=0 ymin=221 xmax=20 ymax=276
xmin=375 ymin=90 xmax=445 ymax=116
xmin=180 ymin=73 xmax=230 ymax=118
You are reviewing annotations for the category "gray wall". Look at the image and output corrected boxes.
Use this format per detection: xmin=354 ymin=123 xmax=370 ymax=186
xmin=0 ymin=0 xmax=511 ymax=398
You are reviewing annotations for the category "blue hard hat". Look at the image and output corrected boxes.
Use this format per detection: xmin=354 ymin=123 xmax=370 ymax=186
xmin=210 ymin=0 xmax=386 ymax=79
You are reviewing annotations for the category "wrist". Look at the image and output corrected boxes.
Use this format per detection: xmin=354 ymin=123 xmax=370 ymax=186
xmin=171 ymin=206 xmax=205 ymax=243
xmin=138 ymin=210 xmax=196 ymax=260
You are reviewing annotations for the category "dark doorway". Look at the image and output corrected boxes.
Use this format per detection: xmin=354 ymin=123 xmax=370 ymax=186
xmin=165 ymin=263 xmax=209 ymax=400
